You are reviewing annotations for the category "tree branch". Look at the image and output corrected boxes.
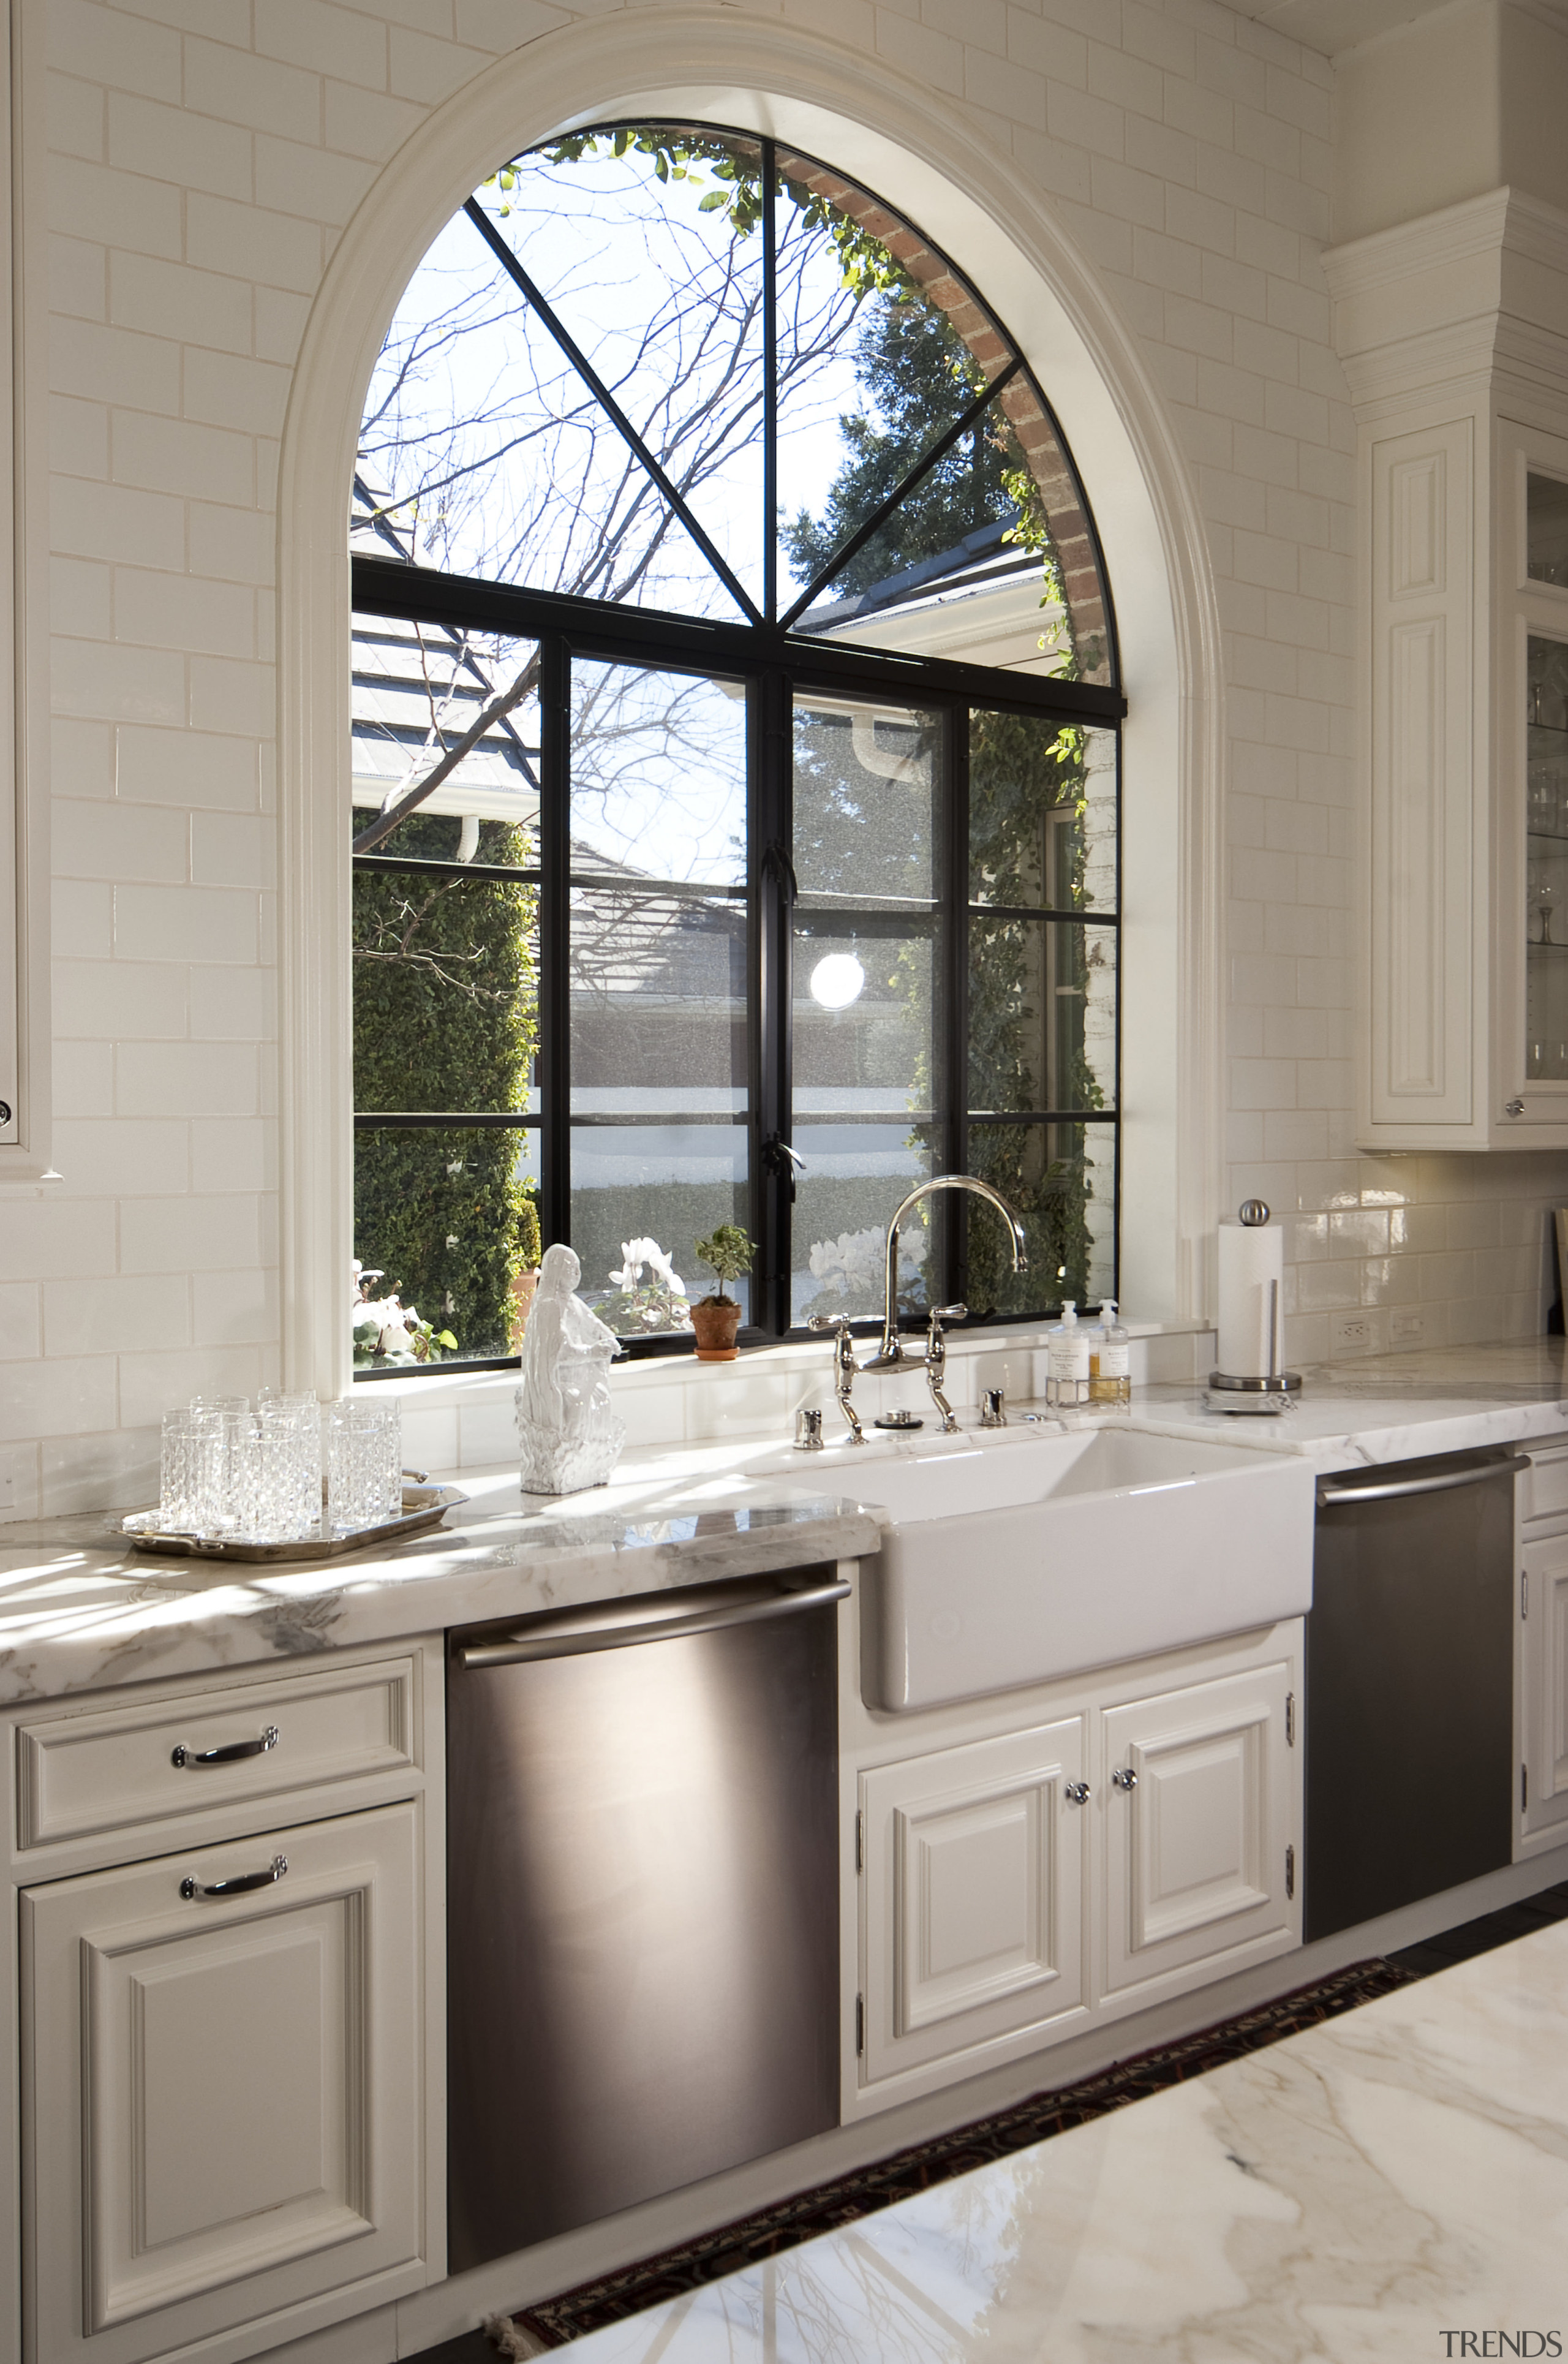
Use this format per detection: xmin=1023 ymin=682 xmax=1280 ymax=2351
xmin=352 ymin=645 xmax=541 ymax=854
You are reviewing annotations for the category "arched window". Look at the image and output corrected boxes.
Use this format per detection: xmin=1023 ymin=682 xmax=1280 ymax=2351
xmin=348 ymin=124 xmax=1123 ymax=1367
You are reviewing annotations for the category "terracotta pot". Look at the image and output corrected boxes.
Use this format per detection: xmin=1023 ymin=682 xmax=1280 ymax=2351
xmin=690 ymin=1297 xmax=743 ymax=1361
xmin=508 ymin=1266 xmax=540 ymax=1351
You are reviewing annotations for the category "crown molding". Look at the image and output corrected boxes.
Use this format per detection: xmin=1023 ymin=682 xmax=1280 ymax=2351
xmin=1321 ymin=186 xmax=1513 ymax=304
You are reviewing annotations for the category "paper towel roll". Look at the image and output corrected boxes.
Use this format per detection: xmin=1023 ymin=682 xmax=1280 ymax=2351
xmin=1216 ymin=1218 xmax=1283 ymax=1378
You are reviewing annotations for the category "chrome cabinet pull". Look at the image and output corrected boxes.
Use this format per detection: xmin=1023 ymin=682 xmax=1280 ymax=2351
xmin=180 ymin=1854 xmax=287 ymax=1900
xmin=172 ymin=1724 xmax=279 ymax=1769
xmin=1112 ymin=1766 xmax=1139 ymax=1791
xmin=1064 ymin=1780 xmax=1090 ymax=1804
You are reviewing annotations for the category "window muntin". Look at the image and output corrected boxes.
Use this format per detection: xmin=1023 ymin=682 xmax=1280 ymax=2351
xmin=350 ymin=123 xmax=1121 ymax=1364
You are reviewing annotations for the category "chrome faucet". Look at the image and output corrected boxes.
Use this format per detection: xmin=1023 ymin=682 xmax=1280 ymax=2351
xmin=807 ymin=1312 xmax=865 ymax=1445
xmin=863 ymin=1176 xmax=1029 ymax=1370
xmin=924 ymin=1303 xmax=966 ymax=1433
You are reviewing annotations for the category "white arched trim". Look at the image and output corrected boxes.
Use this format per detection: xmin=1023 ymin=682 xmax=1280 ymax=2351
xmin=276 ymin=8 xmax=1224 ymax=1394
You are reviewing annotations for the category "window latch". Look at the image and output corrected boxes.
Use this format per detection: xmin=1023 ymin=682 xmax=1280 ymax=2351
xmin=761 ymin=840 xmax=799 ymax=907
xmin=763 ymin=1133 xmax=807 ymax=1203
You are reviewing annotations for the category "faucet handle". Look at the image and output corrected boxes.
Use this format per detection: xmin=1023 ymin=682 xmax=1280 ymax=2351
xmin=808 ymin=1313 xmax=854 ymax=1339
xmin=928 ymin=1302 xmax=967 ymax=1326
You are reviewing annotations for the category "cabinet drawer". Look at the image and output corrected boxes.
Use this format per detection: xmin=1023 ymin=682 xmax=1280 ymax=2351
xmin=14 ymin=1658 xmax=417 ymax=1851
xmin=1521 ymin=1447 xmax=1568 ymax=1527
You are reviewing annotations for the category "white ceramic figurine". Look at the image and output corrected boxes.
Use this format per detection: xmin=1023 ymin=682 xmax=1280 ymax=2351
xmin=514 ymin=1242 xmax=627 ymax=1495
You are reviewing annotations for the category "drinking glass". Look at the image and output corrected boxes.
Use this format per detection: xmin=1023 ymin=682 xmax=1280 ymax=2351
xmin=255 ymin=1395 xmax=322 ymax=1541
xmin=159 ymin=1407 xmax=226 ymax=1533
xmin=325 ymin=1399 xmax=402 ymax=1533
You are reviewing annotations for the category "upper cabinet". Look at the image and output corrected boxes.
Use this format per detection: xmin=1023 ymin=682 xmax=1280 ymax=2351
xmin=1326 ymin=190 xmax=1568 ymax=1150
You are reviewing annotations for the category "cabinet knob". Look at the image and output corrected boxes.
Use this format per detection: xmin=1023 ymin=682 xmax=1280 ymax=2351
xmin=1111 ymin=1766 xmax=1139 ymax=1791
xmin=1063 ymin=1780 xmax=1090 ymax=1804
xmin=1506 ymin=1098 xmax=1526 ymax=1117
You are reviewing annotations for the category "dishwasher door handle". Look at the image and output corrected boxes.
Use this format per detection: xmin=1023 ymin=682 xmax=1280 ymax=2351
xmin=1316 ymin=1451 xmax=1531 ymax=1508
xmin=455 ymin=1574 xmax=852 ymax=1667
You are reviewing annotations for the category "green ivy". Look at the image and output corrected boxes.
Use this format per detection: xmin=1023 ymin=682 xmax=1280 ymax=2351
xmin=353 ymin=810 xmax=540 ymax=1356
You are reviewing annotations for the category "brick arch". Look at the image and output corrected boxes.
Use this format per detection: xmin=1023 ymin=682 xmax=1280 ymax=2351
xmin=778 ymin=154 xmax=1111 ymax=682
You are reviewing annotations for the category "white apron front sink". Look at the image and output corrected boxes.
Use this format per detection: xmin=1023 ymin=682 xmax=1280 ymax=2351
xmin=843 ymin=1426 xmax=1314 ymax=1711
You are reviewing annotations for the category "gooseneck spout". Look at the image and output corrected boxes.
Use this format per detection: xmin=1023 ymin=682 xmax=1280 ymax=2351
xmin=863 ymin=1175 xmax=1028 ymax=1369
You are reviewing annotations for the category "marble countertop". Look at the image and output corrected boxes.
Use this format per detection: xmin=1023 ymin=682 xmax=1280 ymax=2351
xmin=559 ymin=1916 xmax=1568 ymax=2362
xmin=1133 ymin=1337 xmax=1568 ymax=1470
xmin=6 ymin=1339 xmax=1568 ymax=1709
xmin=0 ymin=1459 xmax=881 ymax=1707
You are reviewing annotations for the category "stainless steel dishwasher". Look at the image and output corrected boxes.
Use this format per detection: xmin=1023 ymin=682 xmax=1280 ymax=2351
xmin=1304 ymin=1445 xmax=1527 ymax=1942
xmin=445 ymin=1566 xmax=846 ymax=2270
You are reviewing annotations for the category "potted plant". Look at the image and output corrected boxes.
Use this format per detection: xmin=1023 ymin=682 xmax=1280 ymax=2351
xmin=689 ymin=1226 xmax=757 ymax=1360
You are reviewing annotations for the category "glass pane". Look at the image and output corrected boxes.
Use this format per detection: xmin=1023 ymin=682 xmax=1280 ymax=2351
xmin=793 ymin=697 xmax=943 ymax=904
xmin=968 ymin=918 xmax=1115 ymax=1115
xmin=571 ymin=888 xmax=747 ymax=1101
xmin=1528 ymin=472 xmax=1568 ymax=587
xmin=775 ymin=146 xmax=1111 ymax=684
xmin=353 ymin=1125 xmax=537 ymax=1361
xmin=967 ymin=1122 xmax=1115 ymax=1316
xmin=792 ymin=1122 xmax=936 ymax=1326
xmin=1527 ymin=635 xmax=1568 ymax=1082
xmin=353 ymin=869 xmax=538 ymax=1116
xmin=350 ymin=613 xmax=540 ymax=852
xmin=571 ymin=1124 xmax=749 ymax=1335
xmin=488 ymin=131 xmax=767 ymax=613
xmin=359 ymin=208 xmax=744 ymax=619
xmin=571 ymin=662 xmax=747 ymax=888
xmin=970 ymin=716 xmax=1117 ymax=912
xmin=775 ymin=165 xmax=1014 ymax=603
xmin=794 ymin=920 xmax=938 ymax=1112
xmin=788 ymin=386 xmax=1033 ymax=648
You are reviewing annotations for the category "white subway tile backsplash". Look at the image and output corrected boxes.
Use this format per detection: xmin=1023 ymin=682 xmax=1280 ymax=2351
xmin=117 ymin=722 xmax=261 ymax=810
xmin=114 ymin=882 xmax=259 ymax=966
xmin=116 ymin=1344 xmax=265 ymax=1430
xmin=105 ymin=92 xmax=253 ymax=206
xmin=51 ymin=1117 xmax=190 ymax=1197
xmin=0 ymin=1354 xmax=119 ymax=1443
xmin=119 ymin=1195 xmax=263 ymax=1275
xmin=43 ymin=1272 xmax=189 ymax=1357
xmin=115 ymin=1040 xmax=260 ymax=1118
xmin=190 ymin=1117 xmax=274 ymax=1195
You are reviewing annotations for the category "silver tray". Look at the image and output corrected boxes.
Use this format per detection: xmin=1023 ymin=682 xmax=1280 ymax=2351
xmin=121 ymin=1484 xmax=467 ymax=1562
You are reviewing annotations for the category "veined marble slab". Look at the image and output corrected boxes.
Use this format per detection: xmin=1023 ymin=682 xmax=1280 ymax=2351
xmin=1129 ymin=1339 xmax=1568 ymax=1471
xmin=7 ymin=1339 xmax=1568 ymax=1708
xmin=0 ymin=1457 xmax=880 ymax=1706
xmin=559 ymin=1917 xmax=1568 ymax=2363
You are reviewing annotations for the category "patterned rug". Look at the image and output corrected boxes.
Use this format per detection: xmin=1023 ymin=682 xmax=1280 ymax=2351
xmin=498 ymin=1957 xmax=1415 ymax=2352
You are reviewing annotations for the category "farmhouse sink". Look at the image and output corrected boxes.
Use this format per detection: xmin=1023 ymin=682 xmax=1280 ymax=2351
xmin=810 ymin=1426 xmax=1316 ymax=1712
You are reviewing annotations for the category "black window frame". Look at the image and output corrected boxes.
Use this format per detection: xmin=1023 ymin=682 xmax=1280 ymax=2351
xmin=350 ymin=124 xmax=1126 ymax=1369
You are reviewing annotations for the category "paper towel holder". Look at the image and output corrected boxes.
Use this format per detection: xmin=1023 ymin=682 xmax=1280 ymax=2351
xmin=1207 ymin=1203 xmax=1303 ymax=1414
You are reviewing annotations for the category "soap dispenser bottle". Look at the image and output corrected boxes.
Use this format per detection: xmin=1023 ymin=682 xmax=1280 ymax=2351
xmin=1045 ymin=1301 xmax=1090 ymax=1408
xmin=1090 ymin=1299 xmax=1131 ymax=1407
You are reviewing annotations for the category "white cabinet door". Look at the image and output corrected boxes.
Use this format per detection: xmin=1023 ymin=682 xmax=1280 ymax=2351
xmin=1100 ymin=1662 xmax=1295 ymax=2010
xmin=1521 ymin=1536 xmax=1568 ymax=1849
xmin=861 ymin=1719 xmax=1088 ymax=2087
xmin=23 ymin=1802 xmax=426 ymax=2364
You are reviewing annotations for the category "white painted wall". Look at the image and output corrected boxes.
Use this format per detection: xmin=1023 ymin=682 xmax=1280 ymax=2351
xmin=7 ymin=0 xmax=1568 ymax=1520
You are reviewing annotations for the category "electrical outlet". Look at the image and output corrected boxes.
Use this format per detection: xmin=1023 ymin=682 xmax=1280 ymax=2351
xmin=1389 ymin=1309 xmax=1426 ymax=1347
xmin=1329 ymin=1311 xmax=1375 ymax=1355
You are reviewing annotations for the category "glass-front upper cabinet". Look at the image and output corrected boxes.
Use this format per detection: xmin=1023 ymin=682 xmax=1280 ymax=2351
xmin=1525 ymin=631 xmax=1568 ymax=1080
